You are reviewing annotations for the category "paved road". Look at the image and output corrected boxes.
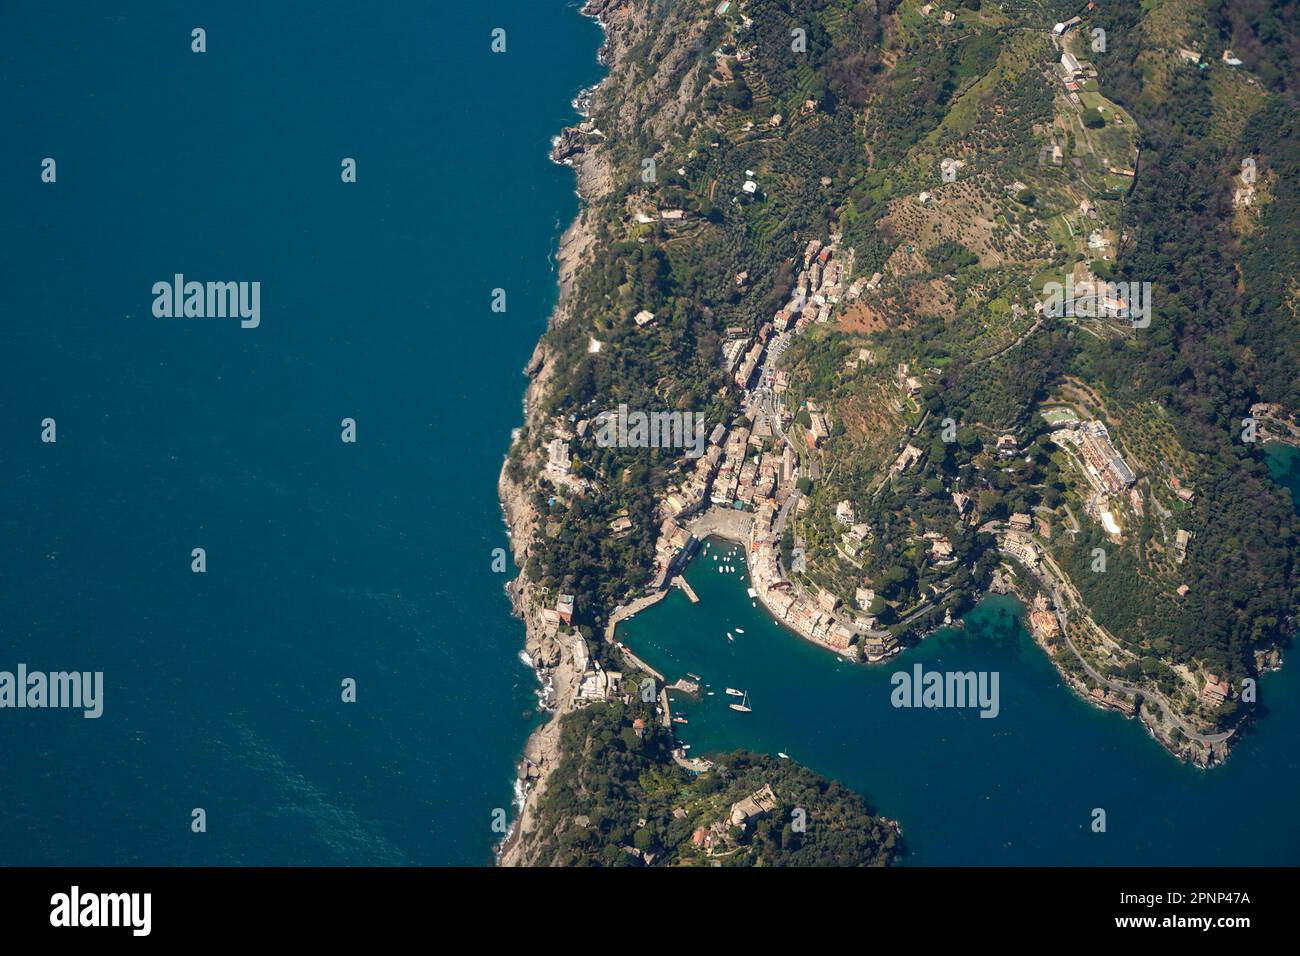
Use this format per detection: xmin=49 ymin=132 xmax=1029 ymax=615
xmin=1033 ymin=549 xmax=1233 ymax=746
xmin=769 ymin=490 xmax=802 ymax=580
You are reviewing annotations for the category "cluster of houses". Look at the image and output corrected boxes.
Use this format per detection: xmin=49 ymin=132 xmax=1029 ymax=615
xmin=643 ymin=233 xmax=908 ymax=661
xmin=1234 ymin=158 xmax=1258 ymax=208
xmin=545 ymin=437 xmax=570 ymax=476
xmin=541 ymin=418 xmax=599 ymax=495
xmin=805 ymin=402 xmax=831 ymax=448
xmin=772 ymin=238 xmax=851 ymax=331
xmin=746 ymin=501 xmax=895 ymax=660
xmin=748 ymin=511 xmax=843 ymax=649
xmin=1056 ymin=48 xmax=1098 ymax=101
xmin=896 ymin=362 xmax=924 ymax=398
xmin=570 ymin=630 xmax=625 ymax=707
xmin=1027 ymin=593 xmax=1061 ymax=652
xmin=740 ymin=437 xmax=793 ymax=506
xmin=652 ymin=518 xmax=696 ymax=587
xmin=924 ymin=530 xmax=957 ymax=566
xmin=918 ymin=4 xmax=958 ymax=25
xmin=1052 ymin=419 xmax=1136 ymax=495
xmin=532 ymin=597 xmax=633 ymax=709
xmin=734 ymin=335 xmax=768 ymax=388
xmin=1000 ymin=513 xmax=1042 ymax=571
xmin=846 ymin=272 xmax=882 ymax=300
xmin=711 ymin=421 xmax=770 ymax=506
xmin=661 ymin=424 xmax=727 ymax=521
xmin=889 ymin=443 xmax=925 ymax=477
xmin=690 ymin=783 xmax=778 ymax=856
xmin=632 ymin=207 xmax=687 ymax=228
xmin=1087 ymin=684 xmax=1137 ymax=716
xmin=721 ymin=322 xmax=774 ymax=389
xmin=1201 ymin=672 xmax=1231 ymax=708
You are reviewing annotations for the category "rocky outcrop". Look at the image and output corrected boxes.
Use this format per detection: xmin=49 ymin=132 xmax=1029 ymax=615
xmin=496 ymin=0 xmax=634 ymax=867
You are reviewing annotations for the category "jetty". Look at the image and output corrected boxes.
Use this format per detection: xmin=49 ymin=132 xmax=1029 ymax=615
xmin=673 ymin=575 xmax=700 ymax=604
xmin=672 ymin=750 xmax=714 ymax=775
xmin=605 ymin=590 xmax=669 ymax=643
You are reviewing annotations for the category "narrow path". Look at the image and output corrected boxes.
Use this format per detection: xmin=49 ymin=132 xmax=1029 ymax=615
xmin=1034 ymin=550 xmax=1233 ymax=746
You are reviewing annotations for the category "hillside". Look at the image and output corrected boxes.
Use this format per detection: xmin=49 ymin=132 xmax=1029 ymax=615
xmin=500 ymin=0 xmax=1300 ymax=863
xmin=513 ymin=700 xmax=900 ymax=866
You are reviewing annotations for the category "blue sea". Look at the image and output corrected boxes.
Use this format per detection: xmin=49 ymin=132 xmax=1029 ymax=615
xmin=618 ymin=445 xmax=1300 ymax=865
xmin=0 ymin=1 xmax=604 ymax=865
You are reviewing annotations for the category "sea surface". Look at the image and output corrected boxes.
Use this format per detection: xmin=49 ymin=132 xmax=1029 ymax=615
xmin=618 ymin=443 xmax=1300 ymax=865
xmin=0 ymin=1 xmax=604 ymax=865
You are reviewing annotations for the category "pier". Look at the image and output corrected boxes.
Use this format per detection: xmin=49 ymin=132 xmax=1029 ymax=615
xmin=673 ymin=576 xmax=700 ymax=604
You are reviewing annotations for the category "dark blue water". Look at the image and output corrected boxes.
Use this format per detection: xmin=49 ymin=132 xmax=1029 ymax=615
xmin=619 ymin=446 xmax=1300 ymax=865
xmin=0 ymin=1 xmax=603 ymax=865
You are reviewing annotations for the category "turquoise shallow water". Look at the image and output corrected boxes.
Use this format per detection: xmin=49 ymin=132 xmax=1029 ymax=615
xmin=0 ymin=1 xmax=603 ymax=865
xmin=619 ymin=445 xmax=1300 ymax=865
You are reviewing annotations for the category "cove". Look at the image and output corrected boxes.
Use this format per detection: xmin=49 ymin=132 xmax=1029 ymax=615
xmin=618 ymin=450 xmax=1300 ymax=865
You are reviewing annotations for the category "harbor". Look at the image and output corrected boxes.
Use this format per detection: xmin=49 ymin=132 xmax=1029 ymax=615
xmin=613 ymin=490 xmax=1300 ymax=865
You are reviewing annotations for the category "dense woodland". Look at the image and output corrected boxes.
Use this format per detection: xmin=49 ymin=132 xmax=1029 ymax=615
xmin=527 ymin=702 xmax=901 ymax=866
xmin=1076 ymin=1 xmax=1300 ymax=679
xmin=517 ymin=0 xmax=1299 ymax=694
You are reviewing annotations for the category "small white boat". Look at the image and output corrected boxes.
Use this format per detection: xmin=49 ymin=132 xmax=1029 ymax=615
xmin=735 ymin=628 xmax=745 ymax=634
xmin=725 ymin=688 xmax=744 ymax=697
xmin=778 ymin=752 xmax=790 ymax=759
xmin=726 ymin=632 xmax=733 ymax=640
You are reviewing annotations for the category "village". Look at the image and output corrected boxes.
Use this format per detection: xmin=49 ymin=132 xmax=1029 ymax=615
xmin=517 ymin=0 xmax=1250 ymax=786
xmin=651 ymin=234 xmax=908 ymax=662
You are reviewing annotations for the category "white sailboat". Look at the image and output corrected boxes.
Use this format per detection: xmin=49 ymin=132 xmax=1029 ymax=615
xmin=729 ymin=690 xmax=752 ymax=713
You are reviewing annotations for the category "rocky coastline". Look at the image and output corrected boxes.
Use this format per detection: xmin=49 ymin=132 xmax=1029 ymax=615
xmin=494 ymin=0 xmax=1291 ymax=865
xmin=495 ymin=0 xmax=624 ymax=868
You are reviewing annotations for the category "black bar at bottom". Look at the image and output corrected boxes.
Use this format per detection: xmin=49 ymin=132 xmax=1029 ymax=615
xmin=0 ymin=866 xmax=1284 ymax=941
